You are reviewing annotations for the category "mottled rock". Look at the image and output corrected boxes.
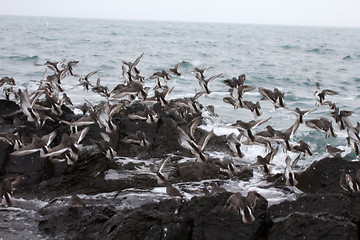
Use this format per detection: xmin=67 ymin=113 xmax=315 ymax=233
xmin=297 ymin=157 xmax=360 ymax=194
xmin=269 ymin=193 xmax=360 ymax=239
xmin=268 ymin=213 xmax=357 ymax=240
xmin=99 ymin=192 xmax=271 ymax=240
xmin=38 ymin=205 xmax=116 ymax=240
xmin=175 ymin=161 xmax=221 ymax=182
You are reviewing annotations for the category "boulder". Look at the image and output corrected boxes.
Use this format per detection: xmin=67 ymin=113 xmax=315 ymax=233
xmin=38 ymin=205 xmax=117 ymax=240
xmin=268 ymin=193 xmax=360 ymax=239
xmin=99 ymin=192 xmax=272 ymax=240
xmin=297 ymin=157 xmax=360 ymax=194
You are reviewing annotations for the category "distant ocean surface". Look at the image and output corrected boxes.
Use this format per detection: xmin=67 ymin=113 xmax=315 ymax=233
xmin=1 ymin=14 xmax=360 ymax=167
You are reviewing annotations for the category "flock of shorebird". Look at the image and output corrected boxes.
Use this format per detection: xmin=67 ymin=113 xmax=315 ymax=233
xmin=0 ymin=53 xmax=360 ymax=223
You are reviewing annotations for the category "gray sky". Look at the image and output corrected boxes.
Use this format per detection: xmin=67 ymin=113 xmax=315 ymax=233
xmin=1 ymin=0 xmax=360 ymax=28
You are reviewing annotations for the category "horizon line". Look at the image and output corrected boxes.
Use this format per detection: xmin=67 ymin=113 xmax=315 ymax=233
xmin=1 ymin=13 xmax=360 ymax=30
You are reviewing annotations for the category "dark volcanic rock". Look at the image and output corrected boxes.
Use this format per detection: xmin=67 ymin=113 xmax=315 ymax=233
xmin=297 ymin=157 xmax=360 ymax=194
xmin=0 ymin=99 xmax=21 ymax=117
xmin=38 ymin=205 xmax=117 ymax=240
xmin=269 ymin=193 xmax=360 ymax=239
xmin=19 ymin=149 xmax=157 ymax=199
xmin=99 ymin=192 xmax=271 ymax=240
xmin=268 ymin=213 xmax=357 ymax=240
xmin=0 ymin=141 xmax=10 ymax=172
xmin=4 ymin=152 xmax=45 ymax=184
xmin=270 ymin=194 xmax=353 ymax=218
xmin=175 ymin=161 xmax=221 ymax=182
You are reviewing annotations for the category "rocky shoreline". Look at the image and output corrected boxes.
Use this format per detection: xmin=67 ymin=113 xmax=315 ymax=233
xmin=0 ymin=97 xmax=358 ymax=240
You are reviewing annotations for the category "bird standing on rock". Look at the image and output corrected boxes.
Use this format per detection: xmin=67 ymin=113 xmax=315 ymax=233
xmin=220 ymin=191 xmax=266 ymax=224
xmin=166 ymin=182 xmax=183 ymax=198
xmin=284 ymin=154 xmax=300 ymax=187
xmin=0 ymin=176 xmax=22 ymax=207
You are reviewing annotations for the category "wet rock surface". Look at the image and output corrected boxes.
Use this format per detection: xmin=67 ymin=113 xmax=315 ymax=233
xmin=98 ymin=193 xmax=271 ymax=240
xmin=297 ymin=156 xmax=360 ymax=194
xmin=0 ymin=99 xmax=359 ymax=240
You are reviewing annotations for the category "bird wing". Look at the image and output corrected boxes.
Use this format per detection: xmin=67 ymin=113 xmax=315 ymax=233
xmin=323 ymin=89 xmax=338 ymax=96
xmin=158 ymin=156 xmax=171 ymax=172
xmin=199 ymin=129 xmax=214 ymax=151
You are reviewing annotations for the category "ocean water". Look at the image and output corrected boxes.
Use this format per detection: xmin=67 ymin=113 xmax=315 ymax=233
xmin=1 ymin=15 xmax=360 ymax=229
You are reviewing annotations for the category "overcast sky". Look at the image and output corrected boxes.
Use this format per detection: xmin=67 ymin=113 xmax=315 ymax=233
xmin=1 ymin=0 xmax=360 ymax=28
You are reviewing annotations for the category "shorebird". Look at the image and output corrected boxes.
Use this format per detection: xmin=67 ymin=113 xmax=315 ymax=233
xmin=39 ymin=92 xmax=63 ymax=116
xmin=192 ymin=66 xmax=212 ymax=79
xmin=127 ymin=108 xmax=159 ymax=124
xmin=17 ymin=88 xmax=43 ymax=123
xmin=220 ymin=191 xmax=266 ymax=224
xmin=92 ymin=132 xmax=117 ymax=159
xmin=0 ymin=76 xmax=16 ymax=87
xmin=61 ymin=93 xmax=73 ymax=106
xmin=44 ymin=67 xmax=69 ymax=87
xmin=151 ymin=69 xmax=170 ymax=80
xmin=209 ymin=182 xmax=227 ymax=194
xmin=186 ymin=91 xmax=204 ymax=114
xmin=284 ymin=154 xmax=301 ymax=187
xmin=76 ymin=70 xmax=97 ymax=91
xmin=251 ymin=146 xmax=279 ymax=175
xmin=111 ymin=83 xmax=138 ymax=99
xmin=305 ymin=118 xmax=336 ymax=138
xmin=70 ymin=193 xmax=86 ymax=207
xmin=291 ymin=140 xmax=313 ymax=156
xmin=146 ymin=156 xmax=171 ymax=185
xmin=2 ymin=86 xmax=16 ymax=101
xmin=242 ymin=100 xmax=262 ymax=118
xmin=331 ymin=108 xmax=352 ymax=130
xmin=0 ymin=132 xmax=25 ymax=151
xmin=0 ymin=176 xmax=22 ymax=207
xmin=345 ymin=121 xmax=360 ymax=157
xmin=226 ymin=132 xmax=244 ymax=158
xmin=292 ymin=107 xmax=317 ymax=124
xmin=355 ymin=122 xmax=360 ymax=134
xmin=166 ymin=182 xmax=183 ymax=198
xmin=122 ymin=130 xmax=149 ymax=147
xmin=340 ymin=173 xmax=360 ymax=193
xmin=38 ymin=109 xmax=56 ymax=127
xmin=223 ymin=96 xmax=241 ymax=109
xmin=95 ymin=101 xmax=120 ymax=133
xmin=122 ymin=53 xmax=144 ymax=83
xmin=258 ymin=87 xmax=286 ymax=108
xmin=92 ymin=78 xmax=110 ymax=98
xmin=63 ymin=60 xmax=80 ymax=77
xmin=35 ymin=59 xmax=66 ymax=73
xmin=169 ymin=61 xmax=184 ymax=76
xmin=218 ymin=156 xmax=236 ymax=176
xmin=61 ymin=110 xmax=97 ymax=128
xmin=326 ymin=145 xmax=344 ymax=158
xmin=123 ymin=53 xmax=144 ymax=76
xmin=177 ymin=126 xmax=213 ymax=162
xmin=224 ymin=83 xmax=256 ymax=109
xmin=183 ymin=115 xmax=202 ymax=141
xmin=129 ymin=79 xmax=148 ymax=100
xmin=223 ymin=74 xmax=246 ymax=88
xmin=230 ymin=117 xmax=271 ymax=142
xmin=10 ymin=131 xmax=57 ymax=157
xmin=43 ymin=127 xmax=89 ymax=165
xmin=233 ymin=85 xmax=256 ymax=100
xmin=153 ymin=87 xmax=174 ymax=106
xmin=314 ymin=82 xmax=338 ymax=106
xmin=196 ymin=72 xmax=222 ymax=95
xmin=266 ymin=121 xmax=299 ymax=151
